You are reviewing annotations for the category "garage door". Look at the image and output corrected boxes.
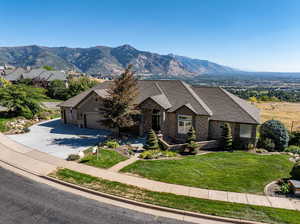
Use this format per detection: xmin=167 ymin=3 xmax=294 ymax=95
xmin=84 ymin=113 xmax=107 ymax=129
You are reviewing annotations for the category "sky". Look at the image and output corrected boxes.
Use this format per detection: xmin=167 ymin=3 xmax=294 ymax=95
xmin=0 ymin=0 xmax=300 ymax=72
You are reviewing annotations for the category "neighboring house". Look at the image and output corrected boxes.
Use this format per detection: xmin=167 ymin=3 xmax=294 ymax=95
xmin=4 ymin=68 xmax=67 ymax=83
xmin=59 ymin=80 xmax=260 ymax=146
xmin=1 ymin=67 xmax=26 ymax=80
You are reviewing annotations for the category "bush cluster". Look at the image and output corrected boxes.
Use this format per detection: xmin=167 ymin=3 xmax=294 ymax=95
xmin=259 ymin=120 xmax=289 ymax=151
xmin=284 ymin=145 xmax=300 ymax=154
xmin=104 ymin=140 xmax=120 ymax=149
xmin=139 ymin=150 xmax=177 ymax=159
xmin=66 ymin=154 xmax=80 ymax=161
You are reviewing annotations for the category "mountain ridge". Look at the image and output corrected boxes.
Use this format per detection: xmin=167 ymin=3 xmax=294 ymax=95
xmin=0 ymin=44 xmax=239 ymax=76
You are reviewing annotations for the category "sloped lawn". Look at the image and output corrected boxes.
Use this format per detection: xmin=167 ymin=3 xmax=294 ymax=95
xmin=52 ymin=168 xmax=300 ymax=224
xmin=121 ymin=151 xmax=293 ymax=193
xmin=80 ymin=149 xmax=128 ymax=169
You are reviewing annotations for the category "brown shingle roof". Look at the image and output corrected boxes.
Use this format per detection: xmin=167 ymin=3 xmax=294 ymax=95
xmin=192 ymin=86 xmax=260 ymax=124
xmin=59 ymin=80 xmax=260 ymax=124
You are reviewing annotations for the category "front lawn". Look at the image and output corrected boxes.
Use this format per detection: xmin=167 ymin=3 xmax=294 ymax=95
xmin=80 ymin=149 xmax=128 ymax=169
xmin=51 ymin=169 xmax=300 ymax=224
xmin=121 ymin=151 xmax=293 ymax=193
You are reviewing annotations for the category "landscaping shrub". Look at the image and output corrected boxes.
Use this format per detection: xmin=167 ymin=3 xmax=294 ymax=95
xmin=290 ymin=162 xmax=300 ymax=180
xmin=259 ymin=120 xmax=289 ymax=151
xmin=289 ymin=131 xmax=300 ymax=146
xmin=104 ymin=140 xmax=120 ymax=148
xmin=186 ymin=126 xmax=196 ymax=143
xmin=257 ymin=138 xmax=275 ymax=151
xmin=37 ymin=111 xmax=51 ymax=120
xmin=185 ymin=141 xmax=200 ymax=155
xmin=161 ymin=150 xmax=178 ymax=157
xmin=280 ymin=182 xmax=291 ymax=194
xmin=144 ymin=129 xmax=160 ymax=150
xmin=284 ymin=145 xmax=300 ymax=154
xmin=66 ymin=154 xmax=80 ymax=161
xmin=183 ymin=126 xmax=199 ymax=154
xmin=220 ymin=123 xmax=233 ymax=151
xmin=139 ymin=150 xmax=161 ymax=159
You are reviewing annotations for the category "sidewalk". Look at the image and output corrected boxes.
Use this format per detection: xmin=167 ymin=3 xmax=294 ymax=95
xmin=0 ymin=133 xmax=300 ymax=211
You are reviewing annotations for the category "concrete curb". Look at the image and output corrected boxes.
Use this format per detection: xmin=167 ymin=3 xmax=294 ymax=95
xmin=0 ymin=157 xmax=266 ymax=224
xmin=42 ymin=176 xmax=265 ymax=224
xmin=264 ymin=181 xmax=278 ymax=196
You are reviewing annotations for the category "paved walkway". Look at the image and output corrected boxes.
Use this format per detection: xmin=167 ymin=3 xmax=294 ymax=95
xmin=109 ymin=155 xmax=139 ymax=172
xmin=1 ymin=132 xmax=300 ymax=211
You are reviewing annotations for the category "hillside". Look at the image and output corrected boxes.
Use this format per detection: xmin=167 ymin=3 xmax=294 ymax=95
xmin=0 ymin=45 xmax=238 ymax=76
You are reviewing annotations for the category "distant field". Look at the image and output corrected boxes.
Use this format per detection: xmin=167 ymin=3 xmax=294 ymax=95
xmin=255 ymin=102 xmax=300 ymax=131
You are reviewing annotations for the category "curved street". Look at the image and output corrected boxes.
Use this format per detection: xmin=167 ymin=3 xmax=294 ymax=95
xmin=0 ymin=167 xmax=193 ymax=224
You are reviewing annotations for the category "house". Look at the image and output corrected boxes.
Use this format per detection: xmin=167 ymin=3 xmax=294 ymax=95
xmin=4 ymin=68 xmax=67 ymax=83
xmin=59 ymin=80 xmax=260 ymax=146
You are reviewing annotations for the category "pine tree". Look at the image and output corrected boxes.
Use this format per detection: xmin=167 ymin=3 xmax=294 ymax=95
xmin=221 ymin=123 xmax=233 ymax=151
xmin=186 ymin=126 xmax=196 ymax=143
xmin=144 ymin=129 xmax=160 ymax=150
xmin=102 ymin=65 xmax=139 ymax=136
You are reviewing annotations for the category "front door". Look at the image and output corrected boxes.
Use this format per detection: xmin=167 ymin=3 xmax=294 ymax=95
xmin=152 ymin=110 xmax=160 ymax=131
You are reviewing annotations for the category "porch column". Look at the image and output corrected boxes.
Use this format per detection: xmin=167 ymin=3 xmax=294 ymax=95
xmin=139 ymin=113 xmax=144 ymax=136
xmin=160 ymin=110 xmax=166 ymax=133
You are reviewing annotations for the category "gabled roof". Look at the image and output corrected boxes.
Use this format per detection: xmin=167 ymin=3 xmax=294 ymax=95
xmin=5 ymin=68 xmax=67 ymax=82
xmin=191 ymin=86 xmax=260 ymax=124
xmin=23 ymin=69 xmax=67 ymax=81
xmin=4 ymin=68 xmax=26 ymax=81
xmin=59 ymin=80 xmax=260 ymax=124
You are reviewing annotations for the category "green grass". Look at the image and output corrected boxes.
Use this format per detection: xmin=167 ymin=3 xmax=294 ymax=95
xmin=51 ymin=168 xmax=300 ymax=224
xmin=121 ymin=151 xmax=293 ymax=193
xmin=0 ymin=117 xmax=14 ymax=132
xmin=80 ymin=149 xmax=128 ymax=169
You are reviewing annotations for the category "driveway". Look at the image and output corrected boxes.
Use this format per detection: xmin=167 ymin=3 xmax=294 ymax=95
xmin=7 ymin=119 xmax=110 ymax=159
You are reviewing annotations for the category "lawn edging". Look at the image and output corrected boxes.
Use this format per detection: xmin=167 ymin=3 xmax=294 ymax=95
xmin=43 ymin=174 xmax=263 ymax=224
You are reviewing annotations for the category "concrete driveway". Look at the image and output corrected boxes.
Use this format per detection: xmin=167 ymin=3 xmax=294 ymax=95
xmin=7 ymin=119 xmax=110 ymax=159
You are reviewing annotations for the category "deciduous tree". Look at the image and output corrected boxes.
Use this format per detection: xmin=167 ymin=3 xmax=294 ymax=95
xmin=102 ymin=65 xmax=139 ymax=136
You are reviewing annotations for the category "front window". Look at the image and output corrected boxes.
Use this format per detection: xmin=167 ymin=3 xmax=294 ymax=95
xmin=178 ymin=115 xmax=192 ymax=134
xmin=240 ymin=124 xmax=252 ymax=138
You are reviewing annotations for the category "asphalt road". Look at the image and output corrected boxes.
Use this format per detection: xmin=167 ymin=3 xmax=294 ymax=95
xmin=0 ymin=167 xmax=193 ymax=224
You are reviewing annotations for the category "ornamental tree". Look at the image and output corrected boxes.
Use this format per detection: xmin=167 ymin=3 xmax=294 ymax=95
xmin=259 ymin=120 xmax=289 ymax=151
xmin=221 ymin=123 xmax=233 ymax=151
xmin=0 ymin=84 xmax=45 ymax=119
xmin=144 ymin=129 xmax=160 ymax=150
xmin=186 ymin=126 xmax=196 ymax=143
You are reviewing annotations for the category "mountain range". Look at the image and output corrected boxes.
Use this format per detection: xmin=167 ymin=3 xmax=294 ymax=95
xmin=0 ymin=44 xmax=239 ymax=77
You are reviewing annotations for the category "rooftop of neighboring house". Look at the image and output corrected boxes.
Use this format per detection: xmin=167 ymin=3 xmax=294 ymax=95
xmin=59 ymin=80 xmax=260 ymax=125
xmin=4 ymin=68 xmax=67 ymax=81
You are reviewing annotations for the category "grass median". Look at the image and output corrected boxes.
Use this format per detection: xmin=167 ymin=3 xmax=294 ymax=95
xmin=50 ymin=168 xmax=300 ymax=224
